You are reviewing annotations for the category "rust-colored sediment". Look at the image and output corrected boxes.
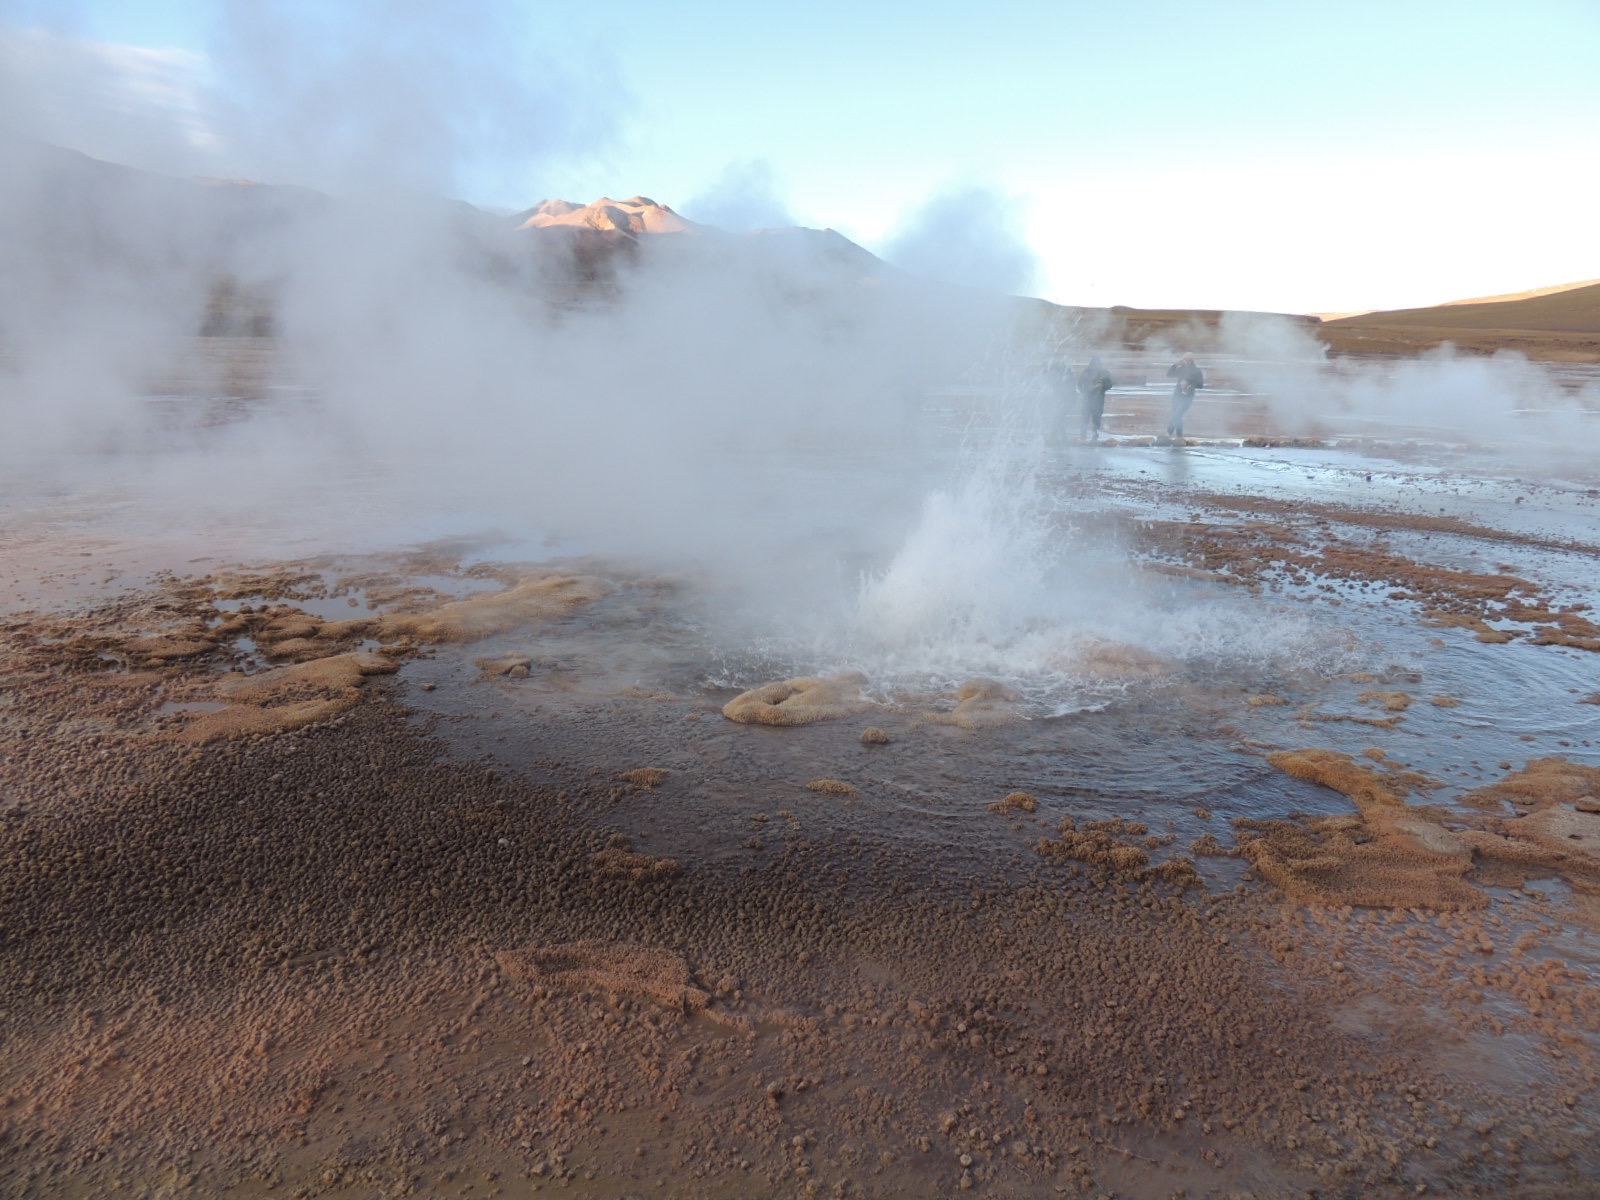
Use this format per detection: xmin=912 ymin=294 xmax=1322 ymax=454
xmin=1245 ymin=749 xmax=1600 ymax=911
xmin=377 ymin=573 xmax=610 ymax=642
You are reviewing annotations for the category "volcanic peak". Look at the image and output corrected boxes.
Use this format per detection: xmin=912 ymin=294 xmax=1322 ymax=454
xmin=515 ymin=196 xmax=695 ymax=236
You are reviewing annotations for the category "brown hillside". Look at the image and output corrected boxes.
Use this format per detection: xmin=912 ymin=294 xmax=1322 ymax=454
xmin=1327 ymin=282 xmax=1600 ymax=333
xmin=1318 ymin=282 xmax=1600 ymax=362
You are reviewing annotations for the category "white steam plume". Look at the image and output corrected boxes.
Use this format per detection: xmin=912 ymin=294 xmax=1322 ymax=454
xmin=0 ymin=26 xmax=216 ymax=177
xmin=881 ymin=184 xmax=1039 ymax=296
xmin=206 ymin=0 xmax=621 ymax=200
xmin=682 ymin=159 xmax=796 ymax=232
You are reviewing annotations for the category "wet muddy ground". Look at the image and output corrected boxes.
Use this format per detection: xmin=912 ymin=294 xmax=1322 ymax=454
xmin=2 ymin=354 xmax=1599 ymax=1197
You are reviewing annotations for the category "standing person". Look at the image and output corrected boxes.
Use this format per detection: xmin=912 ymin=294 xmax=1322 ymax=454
xmin=1076 ymin=355 xmax=1114 ymax=441
xmin=1165 ymin=353 xmax=1204 ymax=440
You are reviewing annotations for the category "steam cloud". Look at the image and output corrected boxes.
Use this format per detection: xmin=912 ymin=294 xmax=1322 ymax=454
xmin=3 ymin=2 xmax=1597 ymax=709
xmin=0 ymin=25 xmax=214 ymax=177
xmin=881 ymin=184 xmax=1039 ymax=296
xmin=205 ymin=0 xmax=620 ymax=201
xmin=682 ymin=159 xmax=796 ymax=232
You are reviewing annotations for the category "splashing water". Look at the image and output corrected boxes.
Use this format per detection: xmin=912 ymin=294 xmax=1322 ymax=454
xmin=847 ymin=404 xmax=1067 ymax=690
xmin=706 ymin=343 xmax=1350 ymax=715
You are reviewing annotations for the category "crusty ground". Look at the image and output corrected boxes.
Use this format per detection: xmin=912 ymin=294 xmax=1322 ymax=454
xmin=1132 ymin=500 xmax=1600 ymax=652
xmin=3 ymin=571 xmax=1600 ymax=1197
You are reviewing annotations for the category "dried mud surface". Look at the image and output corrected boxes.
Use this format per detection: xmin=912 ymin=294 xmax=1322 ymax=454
xmin=2 ymin=554 xmax=1599 ymax=1200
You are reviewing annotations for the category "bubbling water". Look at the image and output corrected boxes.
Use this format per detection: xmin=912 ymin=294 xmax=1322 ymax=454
xmin=710 ymin=362 xmax=1350 ymax=716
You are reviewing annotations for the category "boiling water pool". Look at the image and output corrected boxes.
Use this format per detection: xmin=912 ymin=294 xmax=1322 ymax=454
xmin=4 ymin=361 xmax=1596 ymax=872
xmin=390 ymin=424 xmax=1600 ymax=883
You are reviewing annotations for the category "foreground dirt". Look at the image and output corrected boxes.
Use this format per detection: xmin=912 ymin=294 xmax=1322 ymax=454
xmin=2 ymin=563 xmax=1599 ymax=1199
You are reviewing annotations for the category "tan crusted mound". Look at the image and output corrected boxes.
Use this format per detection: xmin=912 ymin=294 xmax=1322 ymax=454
xmin=1191 ymin=832 xmax=1234 ymax=857
xmin=989 ymin=791 xmax=1038 ymax=815
xmin=1461 ymin=757 xmax=1600 ymax=811
xmin=1037 ymin=816 xmax=1150 ymax=873
xmin=1358 ymin=690 xmax=1413 ymax=712
xmin=259 ymin=636 xmax=343 ymax=663
xmin=379 ymin=573 xmax=608 ymax=643
xmin=1495 ymin=807 xmax=1600 ymax=867
xmin=219 ymin=651 xmax=398 ymax=701
xmin=1255 ymin=749 xmax=1484 ymax=909
xmin=180 ymin=697 xmax=359 ymax=741
xmin=476 ymin=653 xmax=533 ymax=678
xmin=257 ymin=613 xmax=321 ymax=643
xmin=495 ymin=940 xmax=709 ymax=1012
xmin=589 ymin=835 xmax=680 ymax=882
xmin=859 ymin=726 xmax=891 ymax=745
xmin=1267 ymin=748 xmax=1413 ymax=812
xmin=1236 ymin=816 xmax=1484 ymax=911
xmin=617 ymin=768 xmax=667 ymax=788
xmin=938 ymin=678 xmax=1023 ymax=730
xmin=722 ymin=672 xmax=872 ymax=726
xmin=1254 ymin=754 xmax=1600 ymax=907
xmin=175 ymin=651 xmax=399 ymax=743
xmin=217 ymin=606 xmax=372 ymax=665
xmin=1069 ymin=641 xmax=1171 ymax=680
xmin=806 ymin=779 xmax=859 ymax=796
xmin=120 ymin=635 xmax=215 ymax=664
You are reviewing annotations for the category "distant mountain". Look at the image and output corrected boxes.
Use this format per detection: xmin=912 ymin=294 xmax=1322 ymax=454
xmin=513 ymin=196 xmax=695 ymax=236
xmin=507 ymin=196 xmax=897 ymax=288
xmin=1325 ymin=282 xmax=1600 ymax=334
xmin=0 ymin=131 xmax=335 ymax=336
xmin=8 ymin=137 xmax=1595 ymax=361
xmin=1317 ymin=281 xmax=1600 ymax=361
xmin=0 ymin=141 xmax=926 ymax=339
xmin=0 ymin=131 xmax=329 ymax=266
xmin=1440 ymin=279 xmax=1600 ymax=307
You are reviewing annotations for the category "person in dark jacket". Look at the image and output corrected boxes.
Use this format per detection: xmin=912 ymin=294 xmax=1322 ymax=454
xmin=1165 ymin=353 xmax=1204 ymax=439
xmin=1076 ymin=355 xmax=1114 ymax=441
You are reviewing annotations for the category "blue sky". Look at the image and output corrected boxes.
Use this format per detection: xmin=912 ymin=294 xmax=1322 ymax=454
xmin=4 ymin=0 xmax=1598 ymax=313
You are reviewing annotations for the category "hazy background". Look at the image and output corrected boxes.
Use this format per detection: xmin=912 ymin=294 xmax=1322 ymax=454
xmin=2 ymin=0 xmax=1597 ymax=707
xmin=3 ymin=0 xmax=1597 ymax=313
